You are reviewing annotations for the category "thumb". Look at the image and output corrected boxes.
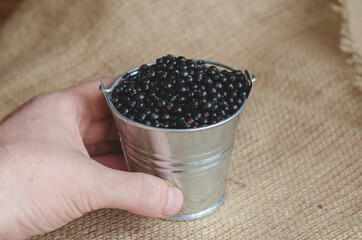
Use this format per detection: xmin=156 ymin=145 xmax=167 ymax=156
xmin=79 ymin=165 xmax=183 ymax=218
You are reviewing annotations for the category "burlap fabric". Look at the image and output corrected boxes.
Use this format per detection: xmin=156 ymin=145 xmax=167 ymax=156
xmin=0 ymin=0 xmax=361 ymax=239
xmin=335 ymin=0 xmax=362 ymax=91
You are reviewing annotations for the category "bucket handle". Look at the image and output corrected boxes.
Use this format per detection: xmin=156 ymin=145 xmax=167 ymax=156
xmin=99 ymin=77 xmax=113 ymax=96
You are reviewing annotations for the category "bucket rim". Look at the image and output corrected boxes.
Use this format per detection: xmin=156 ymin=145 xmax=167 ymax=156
xmin=100 ymin=59 xmax=255 ymax=132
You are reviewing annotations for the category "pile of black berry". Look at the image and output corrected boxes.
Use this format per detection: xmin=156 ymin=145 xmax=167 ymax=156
xmin=110 ymin=55 xmax=252 ymax=129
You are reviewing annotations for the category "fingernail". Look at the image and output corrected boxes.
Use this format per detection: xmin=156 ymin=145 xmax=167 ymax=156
xmin=163 ymin=186 xmax=183 ymax=217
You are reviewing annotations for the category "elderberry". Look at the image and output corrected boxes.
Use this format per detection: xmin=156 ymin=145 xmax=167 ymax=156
xmin=110 ymin=55 xmax=251 ymax=129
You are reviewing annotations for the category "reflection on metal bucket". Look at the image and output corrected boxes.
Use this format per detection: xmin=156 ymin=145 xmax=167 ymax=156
xmin=100 ymin=60 xmax=255 ymax=221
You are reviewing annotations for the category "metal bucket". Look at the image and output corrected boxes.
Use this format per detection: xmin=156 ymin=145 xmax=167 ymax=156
xmin=100 ymin=60 xmax=255 ymax=221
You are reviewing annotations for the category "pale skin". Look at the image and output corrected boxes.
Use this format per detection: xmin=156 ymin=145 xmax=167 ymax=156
xmin=0 ymin=78 xmax=183 ymax=240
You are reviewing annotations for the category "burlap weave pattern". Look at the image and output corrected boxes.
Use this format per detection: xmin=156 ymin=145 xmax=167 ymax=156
xmin=0 ymin=0 xmax=361 ymax=239
xmin=334 ymin=0 xmax=362 ymax=91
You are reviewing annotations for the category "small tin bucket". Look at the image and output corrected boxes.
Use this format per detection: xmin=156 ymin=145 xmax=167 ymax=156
xmin=100 ymin=60 xmax=255 ymax=221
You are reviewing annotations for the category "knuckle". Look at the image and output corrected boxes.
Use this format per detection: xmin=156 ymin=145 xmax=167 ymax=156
xmin=34 ymin=91 xmax=76 ymax=114
xmin=29 ymin=92 xmax=58 ymax=109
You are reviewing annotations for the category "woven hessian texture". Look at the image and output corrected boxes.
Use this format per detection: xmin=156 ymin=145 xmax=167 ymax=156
xmin=0 ymin=0 xmax=361 ymax=239
xmin=334 ymin=0 xmax=362 ymax=91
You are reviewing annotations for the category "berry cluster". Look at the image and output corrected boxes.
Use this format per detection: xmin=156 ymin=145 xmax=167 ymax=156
xmin=110 ymin=55 xmax=252 ymax=129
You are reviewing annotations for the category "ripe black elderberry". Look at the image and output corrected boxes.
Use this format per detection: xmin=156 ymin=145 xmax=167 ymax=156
xmin=110 ymin=55 xmax=251 ymax=129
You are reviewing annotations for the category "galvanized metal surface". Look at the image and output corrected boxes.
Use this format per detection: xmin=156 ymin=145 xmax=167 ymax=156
xmin=100 ymin=60 xmax=254 ymax=220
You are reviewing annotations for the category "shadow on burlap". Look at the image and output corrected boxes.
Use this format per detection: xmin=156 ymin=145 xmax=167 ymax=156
xmin=0 ymin=0 xmax=360 ymax=239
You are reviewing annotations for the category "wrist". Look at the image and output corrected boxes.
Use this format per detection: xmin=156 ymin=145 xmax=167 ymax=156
xmin=0 ymin=149 xmax=9 ymax=240
xmin=0 ymin=136 xmax=17 ymax=240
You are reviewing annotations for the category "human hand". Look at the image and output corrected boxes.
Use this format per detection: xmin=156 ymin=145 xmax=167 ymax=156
xmin=0 ymin=78 xmax=183 ymax=240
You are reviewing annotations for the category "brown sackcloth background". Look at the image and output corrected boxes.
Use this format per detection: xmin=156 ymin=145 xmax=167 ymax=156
xmin=0 ymin=0 xmax=361 ymax=239
xmin=335 ymin=0 xmax=362 ymax=91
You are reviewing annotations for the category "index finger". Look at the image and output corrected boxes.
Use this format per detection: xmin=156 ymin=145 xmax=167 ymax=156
xmin=65 ymin=77 xmax=116 ymax=121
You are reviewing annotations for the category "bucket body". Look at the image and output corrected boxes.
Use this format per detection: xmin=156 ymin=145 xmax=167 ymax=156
xmin=100 ymin=60 xmax=253 ymax=220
